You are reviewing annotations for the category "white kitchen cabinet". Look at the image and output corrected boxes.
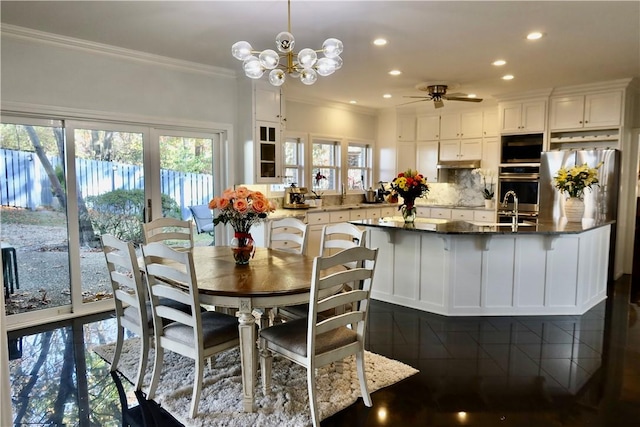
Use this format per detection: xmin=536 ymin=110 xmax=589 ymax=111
xmin=549 ymin=91 xmax=622 ymax=131
xmin=483 ymin=109 xmax=499 ymax=137
xmin=416 ymin=115 xmax=440 ymax=141
xmin=349 ymin=209 xmax=368 ymax=221
xmin=439 ymin=138 xmax=482 ymax=161
xmin=416 ymin=142 xmax=439 ymax=183
xmin=440 ymin=112 xmax=483 ymax=140
xmin=481 ymin=137 xmax=499 ymax=173
xmin=380 ymin=206 xmax=396 ymax=218
xmin=329 ymin=211 xmax=350 ymax=223
xmin=396 ymin=141 xmax=417 ymax=172
xmin=416 ymin=206 xmax=431 ymax=218
xmin=430 ymin=208 xmax=452 ymax=219
xmin=451 ymin=209 xmax=475 ymax=221
xmin=473 ymin=210 xmax=495 ymax=222
xmin=255 ymin=85 xmax=283 ymax=123
xmin=367 ymin=208 xmax=382 ymax=219
xmin=397 ymin=115 xmax=416 ymax=141
xmin=499 ymin=100 xmax=546 ymax=133
xmin=255 ymin=121 xmax=282 ymax=183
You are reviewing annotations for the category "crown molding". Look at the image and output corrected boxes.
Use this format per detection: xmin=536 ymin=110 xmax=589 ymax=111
xmin=1 ymin=24 xmax=236 ymax=79
xmin=550 ymin=78 xmax=634 ymax=97
xmin=494 ymin=88 xmax=554 ymax=103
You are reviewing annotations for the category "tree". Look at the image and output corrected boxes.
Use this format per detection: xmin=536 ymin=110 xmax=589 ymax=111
xmin=25 ymin=126 xmax=97 ymax=245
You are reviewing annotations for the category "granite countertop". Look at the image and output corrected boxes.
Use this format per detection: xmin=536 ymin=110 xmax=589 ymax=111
xmin=351 ymin=217 xmax=615 ymax=235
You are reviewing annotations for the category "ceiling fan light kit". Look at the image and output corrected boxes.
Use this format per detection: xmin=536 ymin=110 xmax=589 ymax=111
xmin=403 ymin=84 xmax=483 ymax=108
xmin=231 ymin=0 xmax=343 ymax=86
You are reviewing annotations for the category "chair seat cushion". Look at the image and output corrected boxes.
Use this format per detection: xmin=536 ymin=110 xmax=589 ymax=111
xmin=259 ymin=318 xmax=357 ymax=357
xmin=163 ymin=311 xmax=239 ymax=348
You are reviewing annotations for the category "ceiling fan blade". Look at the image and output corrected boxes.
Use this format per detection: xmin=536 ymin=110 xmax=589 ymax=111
xmin=403 ymin=96 xmax=432 ymax=99
xmin=443 ymin=92 xmax=467 ymax=97
xmin=444 ymin=96 xmax=483 ymax=103
xmin=434 ymin=99 xmax=445 ymax=109
xmin=398 ymin=99 xmax=429 ymax=106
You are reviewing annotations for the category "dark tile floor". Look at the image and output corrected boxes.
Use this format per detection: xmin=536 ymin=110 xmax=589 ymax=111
xmin=8 ymin=275 xmax=640 ymax=426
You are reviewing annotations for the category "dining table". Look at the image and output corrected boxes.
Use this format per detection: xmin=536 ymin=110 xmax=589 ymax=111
xmin=184 ymin=245 xmax=343 ymax=412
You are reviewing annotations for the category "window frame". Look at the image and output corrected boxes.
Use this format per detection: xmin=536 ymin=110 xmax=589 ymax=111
xmin=346 ymin=141 xmax=372 ymax=191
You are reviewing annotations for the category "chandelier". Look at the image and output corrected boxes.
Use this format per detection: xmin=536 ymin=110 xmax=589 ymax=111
xmin=231 ymin=0 xmax=343 ymax=86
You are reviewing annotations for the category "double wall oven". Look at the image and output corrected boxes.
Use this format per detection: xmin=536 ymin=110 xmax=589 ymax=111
xmin=498 ymin=134 xmax=543 ymax=224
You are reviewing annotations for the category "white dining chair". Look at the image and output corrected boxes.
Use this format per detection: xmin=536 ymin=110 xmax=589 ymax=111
xmin=259 ymin=246 xmax=379 ymax=427
xmin=278 ymin=222 xmax=367 ymax=321
xmin=267 ymin=217 xmax=308 ymax=255
xmin=100 ymin=234 xmax=150 ymax=391
xmin=142 ymin=217 xmax=194 ymax=249
xmin=141 ymin=242 xmax=240 ymax=418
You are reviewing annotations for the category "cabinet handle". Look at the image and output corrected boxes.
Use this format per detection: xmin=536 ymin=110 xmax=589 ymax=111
xmin=579 ymin=120 xmax=583 ymax=124
xmin=584 ymin=120 xmax=588 ymax=123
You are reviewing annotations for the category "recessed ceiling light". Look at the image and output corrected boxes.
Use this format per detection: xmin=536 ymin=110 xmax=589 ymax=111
xmin=373 ymin=38 xmax=387 ymax=46
xmin=467 ymin=94 xmax=477 ymax=98
xmin=349 ymin=100 xmax=357 ymax=104
xmin=527 ymin=31 xmax=544 ymax=40
xmin=383 ymin=94 xmax=392 ymax=99
xmin=388 ymin=70 xmax=402 ymax=76
xmin=502 ymin=74 xmax=514 ymax=80
xmin=492 ymin=59 xmax=506 ymax=66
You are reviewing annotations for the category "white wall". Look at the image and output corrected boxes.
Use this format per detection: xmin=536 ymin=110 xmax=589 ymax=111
xmin=285 ymin=99 xmax=376 ymax=140
xmin=1 ymin=27 xmax=237 ymax=128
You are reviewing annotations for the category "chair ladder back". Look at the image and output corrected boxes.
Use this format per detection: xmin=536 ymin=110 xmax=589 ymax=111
xmin=268 ymin=217 xmax=308 ymax=255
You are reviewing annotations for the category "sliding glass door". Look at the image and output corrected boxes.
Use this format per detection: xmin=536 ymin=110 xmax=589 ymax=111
xmin=0 ymin=118 xmax=71 ymax=319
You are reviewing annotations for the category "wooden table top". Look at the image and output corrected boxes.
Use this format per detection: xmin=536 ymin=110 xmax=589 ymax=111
xmin=189 ymin=246 xmax=323 ymax=297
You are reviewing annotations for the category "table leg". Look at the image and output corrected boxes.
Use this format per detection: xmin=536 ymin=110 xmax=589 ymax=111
xmin=237 ymin=298 xmax=256 ymax=412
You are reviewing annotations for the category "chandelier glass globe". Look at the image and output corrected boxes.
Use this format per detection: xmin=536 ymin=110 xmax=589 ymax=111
xmin=232 ymin=1 xmax=343 ymax=87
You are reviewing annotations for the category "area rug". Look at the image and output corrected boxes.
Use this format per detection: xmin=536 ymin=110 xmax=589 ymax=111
xmin=93 ymin=338 xmax=418 ymax=427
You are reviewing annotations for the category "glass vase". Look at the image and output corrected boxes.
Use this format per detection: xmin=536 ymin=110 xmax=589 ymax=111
xmin=230 ymin=232 xmax=254 ymax=265
xmin=401 ymin=204 xmax=416 ymax=223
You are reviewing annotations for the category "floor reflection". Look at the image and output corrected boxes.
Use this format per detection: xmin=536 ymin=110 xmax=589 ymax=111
xmin=7 ymin=275 xmax=640 ymax=426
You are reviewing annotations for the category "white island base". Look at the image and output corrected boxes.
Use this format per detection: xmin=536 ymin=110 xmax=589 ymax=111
xmin=368 ymin=224 xmax=611 ymax=316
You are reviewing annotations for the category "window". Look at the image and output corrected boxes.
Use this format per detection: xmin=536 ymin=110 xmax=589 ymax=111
xmin=347 ymin=142 xmax=371 ymax=190
xmin=312 ymin=138 xmax=340 ymax=193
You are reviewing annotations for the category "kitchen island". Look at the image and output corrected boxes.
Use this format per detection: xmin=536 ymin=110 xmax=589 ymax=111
xmin=352 ymin=217 xmax=613 ymax=316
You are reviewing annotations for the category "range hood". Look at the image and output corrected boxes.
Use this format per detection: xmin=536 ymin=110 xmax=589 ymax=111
xmin=436 ymin=160 xmax=481 ymax=169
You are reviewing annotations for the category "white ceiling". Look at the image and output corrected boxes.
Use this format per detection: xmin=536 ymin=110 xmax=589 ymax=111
xmin=2 ymin=1 xmax=639 ymax=111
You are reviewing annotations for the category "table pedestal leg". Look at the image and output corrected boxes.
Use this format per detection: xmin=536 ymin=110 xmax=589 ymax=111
xmin=238 ymin=298 xmax=256 ymax=412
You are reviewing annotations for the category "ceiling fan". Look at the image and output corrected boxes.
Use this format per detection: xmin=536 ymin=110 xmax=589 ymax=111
xmin=402 ymin=84 xmax=483 ymax=108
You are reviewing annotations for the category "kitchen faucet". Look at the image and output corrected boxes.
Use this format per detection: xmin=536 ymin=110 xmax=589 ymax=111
xmin=502 ymin=190 xmax=519 ymax=230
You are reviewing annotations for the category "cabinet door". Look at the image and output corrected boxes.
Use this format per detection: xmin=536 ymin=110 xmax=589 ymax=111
xmin=255 ymin=121 xmax=281 ymax=183
xmin=416 ymin=141 xmax=439 ymax=183
xmin=416 ymin=206 xmax=431 ymax=217
xmin=460 ymin=111 xmax=483 ymax=138
xmin=397 ymin=141 xmax=417 ymax=171
xmin=306 ymin=224 xmax=324 ymax=257
xmin=416 ymin=115 xmax=440 ymax=140
xmin=481 ymin=137 xmax=499 ymax=173
xmin=255 ymin=86 xmax=282 ymax=122
xmin=459 ymin=139 xmax=482 ymax=160
xmin=397 ymin=116 xmax=416 ymax=141
xmin=500 ymin=103 xmax=523 ymax=133
xmin=440 ymin=114 xmax=461 ymax=139
xmin=521 ymin=100 xmax=546 ymax=132
xmin=483 ymin=109 xmax=499 ymax=137
xmin=549 ymin=96 xmax=585 ymax=130
xmin=439 ymin=140 xmax=460 ymax=161
xmin=451 ymin=209 xmax=474 ymax=221
xmin=584 ymin=91 xmax=622 ymax=128
xmin=430 ymin=208 xmax=452 ymax=219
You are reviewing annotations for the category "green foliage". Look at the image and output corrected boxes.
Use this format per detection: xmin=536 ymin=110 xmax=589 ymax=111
xmin=84 ymin=189 xmax=181 ymax=243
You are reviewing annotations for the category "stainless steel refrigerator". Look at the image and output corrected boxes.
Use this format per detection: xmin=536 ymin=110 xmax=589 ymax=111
xmin=539 ymin=149 xmax=620 ymax=223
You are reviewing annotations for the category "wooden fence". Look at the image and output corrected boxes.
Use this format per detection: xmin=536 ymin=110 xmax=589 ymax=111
xmin=0 ymin=148 xmax=213 ymax=219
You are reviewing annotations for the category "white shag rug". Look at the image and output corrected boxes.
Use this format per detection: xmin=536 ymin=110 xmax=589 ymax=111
xmin=93 ymin=338 xmax=418 ymax=427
